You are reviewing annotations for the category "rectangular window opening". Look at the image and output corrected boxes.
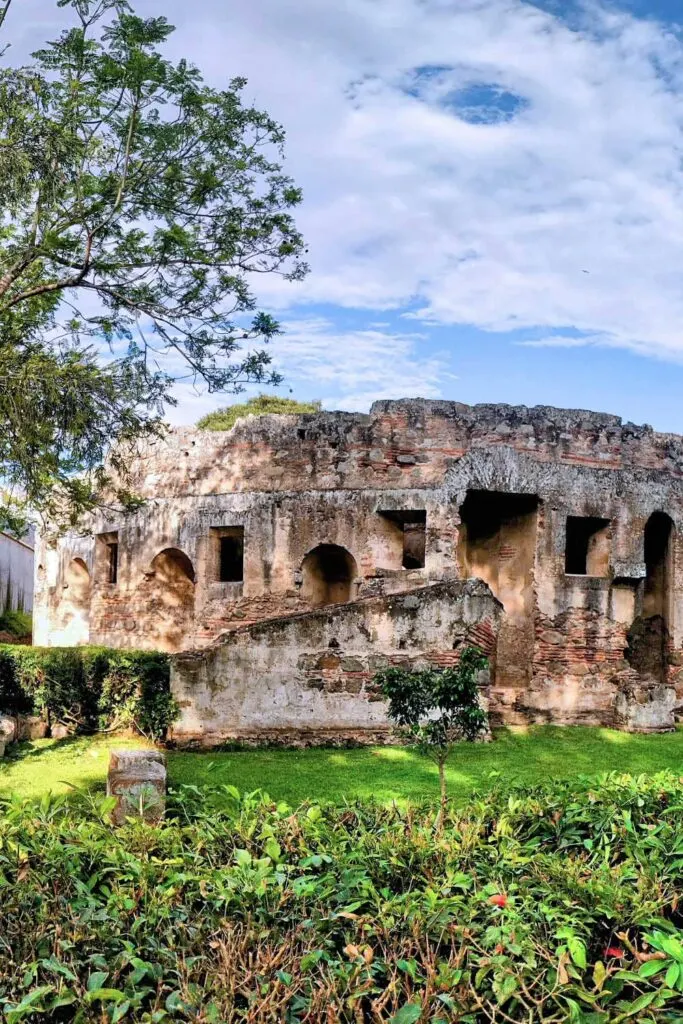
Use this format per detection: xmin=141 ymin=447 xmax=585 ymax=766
xmin=212 ymin=527 xmax=244 ymax=583
xmin=379 ymin=510 xmax=427 ymax=570
xmin=97 ymin=531 xmax=119 ymax=585
xmin=107 ymin=542 xmax=118 ymax=585
xmin=403 ymin=513 xmax=426 ymax=569
xmin=565 ymin=516 xmax=611 ymax=577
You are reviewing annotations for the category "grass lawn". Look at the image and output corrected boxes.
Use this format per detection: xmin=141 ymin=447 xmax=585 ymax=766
xmin=1 ymin=724 xmax=683 ymax=805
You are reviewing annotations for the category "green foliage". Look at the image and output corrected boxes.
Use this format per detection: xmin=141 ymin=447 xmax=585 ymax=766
xmin=0 ymin=645 xmax=175 ymax=739
xmin=0 ymin=0 xmax=307 ymax=530
xmin=0 ymin=608 xmax=31 ymax=638
xmin=197 ymin=393 xmax=322 ymax=431
xmin=376 ymin=648 xmax=489 ymax=814
xmin=4 ymin=772 xmax=683 ymax=1020
xmin=377 ymin=647 xmax=489 ymax=751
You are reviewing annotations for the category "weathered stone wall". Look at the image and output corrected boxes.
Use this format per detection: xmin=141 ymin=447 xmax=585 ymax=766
xmin=34 ymin=399 xmax=683 ymax=734
xmin=169 ymin=579 xmax=500 ymax=746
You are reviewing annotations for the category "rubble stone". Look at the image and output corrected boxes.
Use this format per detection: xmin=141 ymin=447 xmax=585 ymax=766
xmin=0 ymin=716 xmax=16 ymax=744
xmin=16 ymin=716 xmax=48 ymax=741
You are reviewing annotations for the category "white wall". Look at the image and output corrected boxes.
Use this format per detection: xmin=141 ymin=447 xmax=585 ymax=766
xmin=0 ymin=530 xmax=34 ymax=613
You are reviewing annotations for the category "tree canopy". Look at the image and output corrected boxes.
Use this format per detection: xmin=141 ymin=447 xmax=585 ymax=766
xmin=0 ymin=0 xmax=307 ymax=531
xmin=197 ymin=394 xmax=321 ymax=431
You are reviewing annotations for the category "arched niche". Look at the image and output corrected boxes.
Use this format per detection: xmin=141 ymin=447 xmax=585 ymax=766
xmin=151 ymin=548 xmax=196 ymax=587
xmin=301 ymin=544 xmax=358 ymax=607
xmin=146 ymin=547 xmax=196 ymax=652
xmin=61 ymin=557 xmax=91 ymax=645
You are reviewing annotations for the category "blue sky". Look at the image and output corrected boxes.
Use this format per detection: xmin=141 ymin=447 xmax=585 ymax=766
xmin=10 ymin=0 xmax=683 ymax=431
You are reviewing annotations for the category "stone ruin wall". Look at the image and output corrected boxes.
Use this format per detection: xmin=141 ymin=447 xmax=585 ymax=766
xmin=170 ymin=580 xmax=500 ymax=746
xmin=32 ymin=399 xmax=683 ymax=735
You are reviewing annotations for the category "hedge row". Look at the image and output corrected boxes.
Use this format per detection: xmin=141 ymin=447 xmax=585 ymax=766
xmin=4 ymin=773 xmax=683 ymax=1020
xmin=0 ymin=645 xmax=177 ymax=740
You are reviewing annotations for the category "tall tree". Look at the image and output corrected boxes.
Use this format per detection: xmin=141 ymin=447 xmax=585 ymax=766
xmin=0 ymin=0 xmax=307 ymax=531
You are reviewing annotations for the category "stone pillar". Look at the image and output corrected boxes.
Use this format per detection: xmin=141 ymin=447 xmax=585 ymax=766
xmin=107 ymin=749 xmax=167 ymax=824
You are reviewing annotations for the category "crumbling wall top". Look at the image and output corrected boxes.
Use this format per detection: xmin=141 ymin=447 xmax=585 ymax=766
xmin=113 ymin=398 xmax=683 ymax=500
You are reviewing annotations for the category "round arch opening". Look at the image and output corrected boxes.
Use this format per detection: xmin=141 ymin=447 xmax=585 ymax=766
xmin=61 ymin=557 xmax=91 ymax=645
xmin=151 ymin=547 xmax=196 ymax=586
xmin=643 ymin=511 xmax=675 ymax=631
xmin=626 ymin=511 xmax=675 ymax=684
xmin=146 ymin=548 xmax=196 ymax=652
xmin=65 ymin=557 xmax=90 ymax=598
xmin=301 ymin=544 xmax=358 ymax=607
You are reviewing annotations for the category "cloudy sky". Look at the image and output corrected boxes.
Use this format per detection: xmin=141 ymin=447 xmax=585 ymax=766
xmin=9 ymin=0 xmax=683 ymax=429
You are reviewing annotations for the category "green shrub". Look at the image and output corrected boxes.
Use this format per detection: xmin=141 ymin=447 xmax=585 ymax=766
xmin=0 ymin=645 xmax=176 ymax=739
xmin=3 ymin=772 xmax=683 ymax=1020
xmin=0 ymin=608 xmax=32 ymax=639
xmin=197 ymin=393 xmax=321 ymax=431
xmin=85 ymin=647 xmax=177 ymax=738
xmin=0 ymin=646 xmax=32 ymax=714
xmin=376 ymin=647 xmax=488 ymax=822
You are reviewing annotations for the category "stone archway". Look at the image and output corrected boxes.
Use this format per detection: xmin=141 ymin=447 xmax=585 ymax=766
xmin=145 ymin=548 xmax=196 ymax=652
xmin=61 ymin=557 xmax=91 ymax=645
xmin=301 ymin=544 xmax=358 ymax=607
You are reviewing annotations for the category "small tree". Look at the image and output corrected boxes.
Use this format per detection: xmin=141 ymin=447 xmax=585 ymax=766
xmin=375 ymin=647 xmax=489 ymax=827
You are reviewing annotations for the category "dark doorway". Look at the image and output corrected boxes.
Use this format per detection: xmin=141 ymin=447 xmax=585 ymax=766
xmin=459 ymin=490 xmax=539 ymax=692
xmin=565 ymin=516 xmax=610 ymax=576
xmin=627 ymin=512 xmax=674 ymax=682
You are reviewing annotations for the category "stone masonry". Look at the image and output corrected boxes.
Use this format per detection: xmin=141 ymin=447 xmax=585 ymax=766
xmin=33 ymin=399 xmax=683 ymax=739
xmin=169 ymin=579 xmax=500 ymax=745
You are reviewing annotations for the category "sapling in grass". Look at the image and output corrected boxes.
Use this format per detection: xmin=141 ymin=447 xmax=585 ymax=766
xmin=375 ymin=647 xmax=489 ymax=829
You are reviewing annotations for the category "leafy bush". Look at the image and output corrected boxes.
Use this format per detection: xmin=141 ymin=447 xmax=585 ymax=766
xmin=197 ymin=393 xmax=322 ymax=430
xmin=3 ymin=772 xmax=683 ymax=1021
xmin=0 ymin=645 xmax=176 ymax=739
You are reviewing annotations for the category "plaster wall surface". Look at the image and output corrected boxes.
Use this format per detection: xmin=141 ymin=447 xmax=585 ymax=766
xmin=0 ymin=530 xmax=34 ymax=614
xmin=170 ymin=579 xmax=500 ymax=745
xmin=34 ymin=399 xmax=683 ymax=738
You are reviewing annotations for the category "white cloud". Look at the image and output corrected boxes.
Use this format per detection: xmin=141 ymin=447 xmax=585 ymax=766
xmin=516 ymin=334 xmax=604 ymax=348
xmin=272 ymin=317 xmax=452 ymax=411
xmin=165 ymin=317 xmax=451 ymax=423
xmin=11 ymin=0 xmax=683 ymax=408
xmin=162 ymin=0 xmax=683 ymax=358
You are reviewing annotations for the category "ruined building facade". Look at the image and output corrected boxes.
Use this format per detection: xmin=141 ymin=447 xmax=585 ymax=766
xmin=33 ymin=400 xmax=683 ymax=742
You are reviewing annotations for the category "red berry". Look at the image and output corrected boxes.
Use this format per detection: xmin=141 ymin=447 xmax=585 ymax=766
xmin=488 ymin=894 xmax=508 ymax=908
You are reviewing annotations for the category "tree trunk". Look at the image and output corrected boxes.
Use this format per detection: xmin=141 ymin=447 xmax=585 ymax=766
xmin=437 ymin=758 xmax=447 ymax=834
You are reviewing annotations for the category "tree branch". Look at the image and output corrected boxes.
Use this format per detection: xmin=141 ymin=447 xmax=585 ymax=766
xmin=0 ymin=0 xmax=14 ymax=35
xmin=2 ymin=233 xmax=94 ymax=309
